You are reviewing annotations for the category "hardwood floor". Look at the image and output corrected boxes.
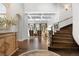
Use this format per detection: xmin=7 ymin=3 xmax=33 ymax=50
xmin=48 ymin=47 xmax=79 ymax=56
xmin=12 ymin=36 xmax=48 ymax=56
xmin=12 ymin=36 xmax=79 ymax=56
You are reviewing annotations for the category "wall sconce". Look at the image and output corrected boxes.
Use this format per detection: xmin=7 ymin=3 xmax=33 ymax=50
xmin=64 ymin=4 xmax=70 ymax=11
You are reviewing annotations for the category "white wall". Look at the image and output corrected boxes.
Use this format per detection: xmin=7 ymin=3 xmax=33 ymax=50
xmin=58 ymin=4 xmax=72 ymax=21
xmin=58 ymin=4 xmax=72 ymax=28
xmin=24 ymin=3 xmax=57 ymax=13
xmin=72 ymin=4 xmax=79 ymax=45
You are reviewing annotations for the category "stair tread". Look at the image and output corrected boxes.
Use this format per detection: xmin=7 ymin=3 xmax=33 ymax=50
xmin=49 ymin=47 xmax=79 ymax=49
xmin=55 ymin=31 xmax=72 ymax=34
xmin=50 ymin=43 xmax=73 ymax=48
xmin=54 ymin=34 xmax=72 ymax=37
xmin=53 ymin=35 xmax=72 ymax=38
xmin=53 ymin=36 xmax=73 ymax=40
xmin=53 ymin=40 xmax=73 ymax=43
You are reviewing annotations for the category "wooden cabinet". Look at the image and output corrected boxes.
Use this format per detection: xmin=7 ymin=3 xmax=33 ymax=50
xmin=0 ymin=32 xmax=18 ymax=56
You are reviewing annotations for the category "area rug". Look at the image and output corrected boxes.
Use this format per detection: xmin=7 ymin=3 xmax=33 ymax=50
xmin=19 ymin=49 xmax=60 ymax=56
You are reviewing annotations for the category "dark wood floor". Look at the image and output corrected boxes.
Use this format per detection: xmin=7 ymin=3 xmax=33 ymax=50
xmin=12 ymin=36 xmax=79 ymax=56
xmin=48 ymin=47 xmax=79 ymax=56
xmin=12 ymin=36 xmax=48 ymax=56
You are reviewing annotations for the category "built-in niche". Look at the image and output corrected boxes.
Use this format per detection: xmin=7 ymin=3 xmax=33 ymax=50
xmin=0 ymin=4 xmax=18 ymax=30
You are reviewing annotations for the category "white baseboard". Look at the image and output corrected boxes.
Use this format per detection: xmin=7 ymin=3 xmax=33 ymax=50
xmin=17 ymin=38 xmax=29 ymax=41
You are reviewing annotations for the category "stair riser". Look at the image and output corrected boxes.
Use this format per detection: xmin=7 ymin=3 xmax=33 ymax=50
xmin=53 ymin=36 xmax=72 ymax=39
xmin=52 ymin=39 xmax=73 ymax=44
xmin=52 ymin=42 xmax=73 ymax=44
xmin=54 ymin=34 xmax=72 ymax=37
xmin=56 ymin=32 xmax=72 ymax=34
xmin=53 ymin=37 xmax=73 ymax=40
xmin=51 ymin=43 xmax=73 ymax=48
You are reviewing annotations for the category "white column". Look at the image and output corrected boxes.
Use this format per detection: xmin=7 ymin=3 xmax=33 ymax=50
xmin=72 ymin=4 xmax=79 ymax=45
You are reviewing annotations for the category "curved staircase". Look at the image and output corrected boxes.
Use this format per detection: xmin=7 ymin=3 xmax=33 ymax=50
xmin=49 ymin=24 xmax=79 ymax=49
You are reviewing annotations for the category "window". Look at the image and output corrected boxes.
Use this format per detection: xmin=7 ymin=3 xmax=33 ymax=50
xmin=0 ymin=4 xmax=6 ymax=14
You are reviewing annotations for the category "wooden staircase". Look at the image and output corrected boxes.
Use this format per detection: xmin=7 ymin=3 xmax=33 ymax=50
xmin=49 ymin=24 xmax=79 ymax=49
